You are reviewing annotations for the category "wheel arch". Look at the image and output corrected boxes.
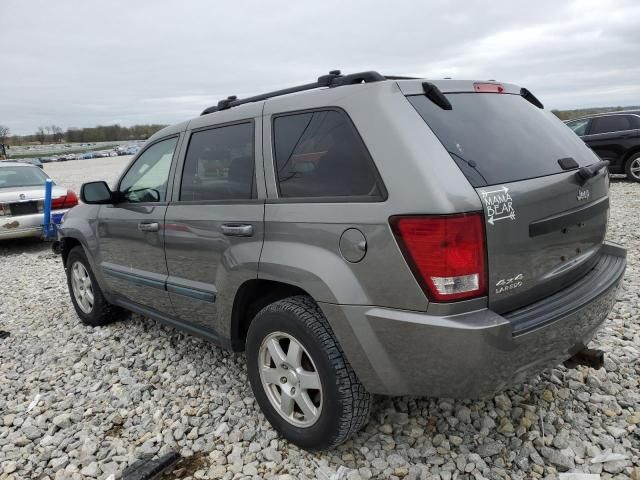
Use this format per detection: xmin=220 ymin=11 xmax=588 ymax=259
xmin=623 ymin=147 xmax=640 ymax=181
xmin=60 ymin=236 xmax=83 ymax=266
xmin=58 ymin=233 xmax=113 ymax=302
xmin=623 ymin=146 xmax=640 ymax=163
xmin=229 ymin=279 xmax=310 ymax=351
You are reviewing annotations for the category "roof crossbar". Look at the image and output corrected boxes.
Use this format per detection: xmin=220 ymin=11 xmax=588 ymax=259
xmin=201 ymin=70 xmax=386 ymax=115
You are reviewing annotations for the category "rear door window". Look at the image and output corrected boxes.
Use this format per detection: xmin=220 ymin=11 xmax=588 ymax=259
xmin=408 ymin=94 xmax=595 ymax=187
xmin=272 ymin=109 xmax=384 ymax=199
xmin=589 ymin=115 xmax=635 ymax=135
xmin=179 ymin=122 xmax=255 ymax=201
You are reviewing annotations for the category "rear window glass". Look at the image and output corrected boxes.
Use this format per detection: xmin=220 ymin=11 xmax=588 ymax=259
xmin=0 ymin=166 xmax=48 ymax=188
xmin=408 ymin=93 xmax=594 ymax=186
xmin=272 ymin=109 xmax=384 ymax=199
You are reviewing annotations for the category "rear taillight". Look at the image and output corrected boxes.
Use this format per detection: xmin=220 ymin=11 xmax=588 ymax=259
xmin=51 ymin=190 xmax=79 ymax=210
xmin=474 ymin=82 xmax=504 ymax=93
xmin=391 ymin=213 xmax=487 ymax=302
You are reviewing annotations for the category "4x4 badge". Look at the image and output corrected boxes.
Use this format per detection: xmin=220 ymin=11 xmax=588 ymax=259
xmin=481 ymin=186 xmax=516 ymax=225
xmin=577 ymin=188 xmax=590 ymax=201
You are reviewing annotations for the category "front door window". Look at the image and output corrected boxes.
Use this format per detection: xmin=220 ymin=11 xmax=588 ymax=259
xmin=119 ymin=137 xmax=178 ymax=202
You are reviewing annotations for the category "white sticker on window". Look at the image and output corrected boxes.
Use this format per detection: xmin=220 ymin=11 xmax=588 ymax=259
xmin=481 ymin=186 xmax=516 ymax=225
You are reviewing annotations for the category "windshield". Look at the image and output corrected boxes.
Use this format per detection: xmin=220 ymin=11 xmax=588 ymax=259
xmin=408 ymin=93 xmax=597 ymax=186
xmin=0 ymin=166 xmax=49 ymax=188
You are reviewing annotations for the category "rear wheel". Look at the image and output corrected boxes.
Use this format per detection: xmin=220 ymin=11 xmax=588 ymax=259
xmin=65 ymin=246 xmax=125 ymax=326
xmin=625 ymin=153 xmax=640 ymax=182
xmin=246 ymin=296 xmax=371 ymax=450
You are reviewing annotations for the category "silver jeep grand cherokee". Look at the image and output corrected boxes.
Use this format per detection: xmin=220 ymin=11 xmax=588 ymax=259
xmin=55 ymin=70 xmax=626 ymax=449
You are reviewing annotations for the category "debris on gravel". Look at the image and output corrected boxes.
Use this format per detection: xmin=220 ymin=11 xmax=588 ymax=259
xmin=0 ymin=162 xmax=638 ymax=479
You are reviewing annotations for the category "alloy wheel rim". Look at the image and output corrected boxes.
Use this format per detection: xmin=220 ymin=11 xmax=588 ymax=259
xmin=258 ymin=331 xmax=323 ymax=428
xmin=630 ymin=158 xmax=640 ymax=180
xmin=71 ymin=261 xmax=94 ymax=314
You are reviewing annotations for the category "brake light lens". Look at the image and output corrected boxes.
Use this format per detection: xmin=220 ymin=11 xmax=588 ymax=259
xmin=391 ymin=213 xmax=487 ymax=301
xmin=51 ymin=189 xmax=79 ymax=210
xmin=474 ymin=82 xmax=504 ymax=93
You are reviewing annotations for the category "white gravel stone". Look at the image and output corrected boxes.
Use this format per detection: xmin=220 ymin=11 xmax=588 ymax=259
xmin=0 ymin=161 xmax=639 ymax=478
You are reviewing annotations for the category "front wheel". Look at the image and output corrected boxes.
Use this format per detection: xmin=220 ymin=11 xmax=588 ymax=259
xmin=625 ymin=153 xmax=640 ymax=182
xmin=246 ymin=296 xmax=371 ymax=450
xmin=65 ymin=246 xmax=125 ymax=326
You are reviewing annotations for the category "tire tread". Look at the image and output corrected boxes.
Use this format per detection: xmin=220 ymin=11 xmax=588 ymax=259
xmin=257 ymin=295 xmax=371 ymax=448
xmin=66 ymin=246 xmax=124 ymax=326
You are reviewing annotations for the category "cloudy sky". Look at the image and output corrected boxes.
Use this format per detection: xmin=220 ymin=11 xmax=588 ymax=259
xmin=1 ymin=0 xmax=639 ymax=135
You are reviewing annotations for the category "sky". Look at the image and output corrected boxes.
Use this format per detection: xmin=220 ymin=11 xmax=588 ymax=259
xmin=1 ymin=0 xmax=639 ymax=135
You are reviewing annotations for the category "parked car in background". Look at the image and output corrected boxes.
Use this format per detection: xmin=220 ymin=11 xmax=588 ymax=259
xmin=82 ymin=152 xmax=94 ymax=159
xmin=109 ymin=151 xmax=118 ymax=157
xmin=566 ymin=111 xmax=640 ymax=181
xmin=0 ymin=162 xmax=78 ymax=240
xmin=56 ymin=71 xmax=626 ymax=449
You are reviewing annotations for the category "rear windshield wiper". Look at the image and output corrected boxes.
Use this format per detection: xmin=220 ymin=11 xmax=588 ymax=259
xmin=576 ymin=160 xmax=609 ymax=184
xmin=448 ymin=150 xmax=488 ymax=186
xmin=422 ymin=82 xmax=452 ymax=110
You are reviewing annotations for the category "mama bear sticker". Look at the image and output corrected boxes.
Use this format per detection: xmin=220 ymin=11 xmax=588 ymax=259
xmin=481 ymin=186 xmax=516 ymax=225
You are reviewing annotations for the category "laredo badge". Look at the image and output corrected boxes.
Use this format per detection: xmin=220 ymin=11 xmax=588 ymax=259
xmin=480 ymin=186 xmax=516 ymax=225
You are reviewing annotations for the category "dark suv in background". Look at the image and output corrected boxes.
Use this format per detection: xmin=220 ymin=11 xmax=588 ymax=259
xmin=566 ymin=111 xmax=640 ymax=181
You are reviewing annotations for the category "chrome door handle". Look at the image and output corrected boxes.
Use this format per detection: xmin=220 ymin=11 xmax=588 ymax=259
xmin=221 ymin=224 xmax=253 ymax=237
xmin=138 ymin=222 xmax=160 ymax=232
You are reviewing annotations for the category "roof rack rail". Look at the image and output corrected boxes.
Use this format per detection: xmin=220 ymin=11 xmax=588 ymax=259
xmin=201 ymin=70 xmax=386 ymax=115
xmin=385 ymin=75 xmax=421 ymax=80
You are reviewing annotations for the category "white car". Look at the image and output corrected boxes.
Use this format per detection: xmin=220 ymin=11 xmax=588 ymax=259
xmin=0 ymin=162 xmax=78 ymax=240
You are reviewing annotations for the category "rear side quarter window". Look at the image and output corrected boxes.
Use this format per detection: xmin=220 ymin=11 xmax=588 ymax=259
xmin=272 ymin=109 xmax=385 ymax=201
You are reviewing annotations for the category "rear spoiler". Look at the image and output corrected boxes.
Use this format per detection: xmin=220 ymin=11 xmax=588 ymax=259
xmin=399 ymin=80 xmax=545 ymax=110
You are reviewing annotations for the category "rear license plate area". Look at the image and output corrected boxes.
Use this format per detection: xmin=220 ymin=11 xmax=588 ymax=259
xmin=9 ymin=201 xmax=38 ymax=216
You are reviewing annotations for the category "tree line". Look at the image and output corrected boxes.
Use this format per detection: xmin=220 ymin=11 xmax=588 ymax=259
xmin=1 ymin=124 xmax=167 ymax=146
xmin=551 ymin=106 xmax=640 ymax=121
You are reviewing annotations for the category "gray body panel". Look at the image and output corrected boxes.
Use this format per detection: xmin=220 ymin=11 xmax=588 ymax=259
xmin=164 ymin=104 xmax=266 ymax=337
xmin=97 ymin=203 xmax=173 ymax=312
xmin=478 ymin=169 xmax=609 ymax=314
xmin=259 ymin=81 xmax=483 ymax=311
xmin=325 ymin=243 xmax=625 ymax=396
xmin=57 ymin=77 xmax=626 ymax=398
xmin=93 ymin=130 xmax=184 ymax=313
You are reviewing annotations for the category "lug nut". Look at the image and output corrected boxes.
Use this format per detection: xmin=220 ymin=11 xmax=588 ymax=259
xmin=290 ymin=387 xmax=296 ymax=394
xmin=280 ymin=377 xmax=287 ymax=384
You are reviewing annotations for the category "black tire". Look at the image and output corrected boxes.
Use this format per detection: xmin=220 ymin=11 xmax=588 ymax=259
xmin=65 ymin=246 xmax=124 ymax=326
xmin=625 ymin=152 xmax=640 ymax=182
xmin=246 ymin=295 xmax=371 ymax=450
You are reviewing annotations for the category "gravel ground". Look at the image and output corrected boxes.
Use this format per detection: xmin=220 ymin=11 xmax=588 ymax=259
xmin=0 ymin=159 xmax=638 ymax=480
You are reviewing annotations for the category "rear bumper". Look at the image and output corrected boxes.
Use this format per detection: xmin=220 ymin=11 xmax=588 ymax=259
xmin=323 ymin=242 xmax=626 ymax=397
xmin=0 ymin=210 xmax=68 ymax=240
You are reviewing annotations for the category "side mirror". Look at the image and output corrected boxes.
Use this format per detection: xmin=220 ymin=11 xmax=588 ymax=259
xmin=80 ymin=181 xmax=113 ymax=204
